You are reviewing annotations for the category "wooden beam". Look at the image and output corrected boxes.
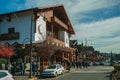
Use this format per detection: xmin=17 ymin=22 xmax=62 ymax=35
xmin=52 ymin=16 xmax=68 ymax=30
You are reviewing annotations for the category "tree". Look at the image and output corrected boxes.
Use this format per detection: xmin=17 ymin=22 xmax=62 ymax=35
xmin=0 ymin=45 xmax=14 ymax=57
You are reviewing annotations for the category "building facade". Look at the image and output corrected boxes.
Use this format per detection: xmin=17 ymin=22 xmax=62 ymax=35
xmin=0 ymin=5 xmax=75 ymax=70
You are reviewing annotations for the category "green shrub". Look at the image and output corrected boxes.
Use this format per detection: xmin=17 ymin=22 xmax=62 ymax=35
xmin=114 ymin=64 xmax=120 ymax=71
xmin=0 ymin=58 xmax=7 ymax=64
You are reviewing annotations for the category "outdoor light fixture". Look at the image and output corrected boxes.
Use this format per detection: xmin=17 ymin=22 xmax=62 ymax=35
xmin=43 ymin=11 xmax=47 ymax=21
xmin=43 ymin=16 xmax=47 ymax=21
xmin=22 ymin=38 xmax=30 ymax=49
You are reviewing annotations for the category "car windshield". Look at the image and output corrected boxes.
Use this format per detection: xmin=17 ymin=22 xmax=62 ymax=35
xmin=0 ymin=72 xmax=7 ymax=78
xmin=47 ymin=65 xmax=56 ymax=69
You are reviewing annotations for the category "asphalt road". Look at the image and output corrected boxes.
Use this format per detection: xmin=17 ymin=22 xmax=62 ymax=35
xmin=64 ymin=66 xmax=113 ymax=80
xmin=57 ymin=72 xmax=111 ymax=80
xmin=14 ymin=66 xmax=114 ymax=80
xmin=38 ymin=66 xmax=114 ymax=80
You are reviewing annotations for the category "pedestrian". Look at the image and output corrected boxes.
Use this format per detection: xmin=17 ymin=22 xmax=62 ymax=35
xmin=78 ymin=61 xmax=82 ymax=69
xmin=5 ymin=62 xmax=8 ymax=70
xmin=82 ymin=61 xmax=85 ymax=68
xmin=67 ymin=61 xmax=71 ymax=72
xmin=20 ymin=61 xmax=25 ymax=76
xmin=7 ymin=63 xmax=12 ymax=73
xmin=72 ymin=61 xmax=76 ymax=68
xmin=32 ymin=62 xmax=37 ymax=76
xmin=76 ymin=61 xmax=79 ymax=69
xmin=11 ymin=62 xmax=16 ymax=76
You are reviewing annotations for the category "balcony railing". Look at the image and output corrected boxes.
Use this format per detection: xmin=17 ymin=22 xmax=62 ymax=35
xmin=46 ymin=36 xmax=65 ymax=47
xmin=0 ymin=32 xmax=19 ymax=40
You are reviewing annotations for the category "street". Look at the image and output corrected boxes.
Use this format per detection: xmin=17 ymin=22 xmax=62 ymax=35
xmin=14 ymin=66 xmax=114 ymax=80
xmin=58 ymin=66 xmax=113 ymax=80
xmin=36 ymin=66 xmax=114 ymax=80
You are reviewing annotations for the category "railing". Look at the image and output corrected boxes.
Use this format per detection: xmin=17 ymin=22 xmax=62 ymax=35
xmin=46 ymin=36 xmax=65 ymax=47
xmin=0 ymin=32 xmax=19 ymax=40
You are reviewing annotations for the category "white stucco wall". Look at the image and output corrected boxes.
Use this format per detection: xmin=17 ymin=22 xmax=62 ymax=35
xmin=64 ymin=31 xmax=70 ymax=47
xmin=59 ymin=31 xmax=70 ymax=47
xmin=0 ymin=11 xmax=34 ymax=44
xmin=34 ymin=16 xmax=46 ymax=43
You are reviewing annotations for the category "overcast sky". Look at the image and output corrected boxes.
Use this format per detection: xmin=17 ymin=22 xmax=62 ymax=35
xmin=0 ymin=0 xmax=120 ymax=53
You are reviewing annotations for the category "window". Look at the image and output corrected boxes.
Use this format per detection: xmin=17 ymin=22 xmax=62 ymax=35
xmin=8 ymin=28 xmax=15 ymax=34
xmin=0 ymin=72 xmax=7 ymax=78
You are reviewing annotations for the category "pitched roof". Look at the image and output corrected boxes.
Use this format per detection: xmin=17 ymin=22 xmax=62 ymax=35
xmin=0 ymin=5 xmax=75 ymax=34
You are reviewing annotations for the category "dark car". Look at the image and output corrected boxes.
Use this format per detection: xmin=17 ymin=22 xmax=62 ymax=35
xmin=99 ymin=61 xmax=104 ymax=65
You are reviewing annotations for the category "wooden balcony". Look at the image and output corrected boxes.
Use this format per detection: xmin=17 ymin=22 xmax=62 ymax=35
xmin=46 ymin=36 xmax=65 ymax=48
xmin=52 ymin=16 xmax=68 ymax=30
xmin=0 ymin=32 xmax=19 ymax=40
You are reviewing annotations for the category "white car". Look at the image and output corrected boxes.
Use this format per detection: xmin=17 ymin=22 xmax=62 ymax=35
xmin=0 ymin=70 xmax=14 ymax=80
xmin=41 ymin=64 xmax=64 ymax=77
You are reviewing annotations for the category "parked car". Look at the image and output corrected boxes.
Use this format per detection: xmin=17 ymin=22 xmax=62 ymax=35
xmin=41 ymin=64 xmax=64 ymax=77
xmin=93 ymin=62 xmax=100 ymax=66
xmin=87 ymin=61 xmax=93 ymax=66
xmin=99 ymin=61 xmax=105 ymax=65
xmin=104 ymin=61 xmax=110 ymax=66
xmin=0 ymin=70 xmax=14 ymax=80
xmin=113 ymin=60 xmax=119 ymax=64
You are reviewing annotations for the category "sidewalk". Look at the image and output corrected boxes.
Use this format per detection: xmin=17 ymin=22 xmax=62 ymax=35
xmin=14 ymin=67 xmax=89 ymax=80
xmin=14 ymin=76 xmax=30 ymax=80
xmin=14 ymin=74 xmax=38 ymax=80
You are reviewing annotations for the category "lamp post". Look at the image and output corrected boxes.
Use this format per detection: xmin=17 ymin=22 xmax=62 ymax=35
xmin=85 ymin=39 xmax=93 ymax=46
xmin=22 ymin=37 xmax=33 ymax=78
xmin=22 ymin=37 xmax=32 ymax=77
xmin=29 ymin=14 xmax=33 ymax=78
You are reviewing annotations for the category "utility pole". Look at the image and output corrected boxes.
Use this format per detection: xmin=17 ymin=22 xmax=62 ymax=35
xmin=110 ymin=51 xmax=113 ymax=66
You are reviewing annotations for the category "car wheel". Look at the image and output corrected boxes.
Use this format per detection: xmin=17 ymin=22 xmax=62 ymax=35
xmin=61 ymin=70 xmax=64 ymax=75
xmin=55 ymin=72 xmax=57 ymax=77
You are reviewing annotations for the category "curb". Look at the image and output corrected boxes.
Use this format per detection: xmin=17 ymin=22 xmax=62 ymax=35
xmin=29 ymin=77 xmax=37 ymax=80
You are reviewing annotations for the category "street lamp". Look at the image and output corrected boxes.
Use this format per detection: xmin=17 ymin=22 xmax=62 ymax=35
xmin=20 ymin=10 xmax=34 ymax=78
xmin=22 ymin=37 xmax=35 ymax=78
xmin=29 ymin=14 xmax=34 ymax=78
xmin=85 ymin=39 xmax=93 ymax=46
xmin=23 ymin=9 xmax=34 ymax=78
xmin=22 ymin=17 xmax=33 ymax=78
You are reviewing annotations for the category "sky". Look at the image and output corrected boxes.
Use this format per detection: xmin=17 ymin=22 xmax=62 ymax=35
xmin=0 ymin=0 xmax=120 ymax=53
